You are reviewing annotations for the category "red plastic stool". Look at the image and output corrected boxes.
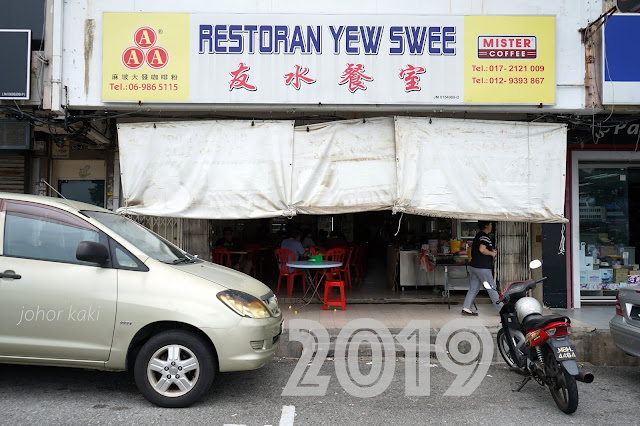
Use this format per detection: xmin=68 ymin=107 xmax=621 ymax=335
xmin=323 ymin=279 xmax=346 ymax=311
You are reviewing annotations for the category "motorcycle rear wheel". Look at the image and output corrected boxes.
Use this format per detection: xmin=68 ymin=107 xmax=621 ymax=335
xmin=497 ymin=328 xmax=524 ymax=371
xmin=545 ymin=350 xmax=578 ymax=414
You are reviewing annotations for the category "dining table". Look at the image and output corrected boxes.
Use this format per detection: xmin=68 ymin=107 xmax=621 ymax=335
xmin=228 ymin=250 xmax=249 ymax=255
xmin=286 ymin=260 xmax=342 ymax=307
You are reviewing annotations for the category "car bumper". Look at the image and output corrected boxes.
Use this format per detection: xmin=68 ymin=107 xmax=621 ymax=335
xmin=609 ymin=316 xmax=640 ymax=358
xmin=203 ymin=314 xmax=283 ymax=372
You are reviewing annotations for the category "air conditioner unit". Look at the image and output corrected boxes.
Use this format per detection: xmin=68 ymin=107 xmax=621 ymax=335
xmin=0 ymin=120 xmax=32 ymax=150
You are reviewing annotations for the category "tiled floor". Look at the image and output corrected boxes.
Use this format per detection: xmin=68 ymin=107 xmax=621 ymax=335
xmin=280 ymin=301 xmax=607 ymax=331
xmin=275 ymin=257 xmax=486 ymax=303
xmin=553 ymin=305 xmax=615 ymax=330
xmin=275 ymin=259 xmax=612 ymax=331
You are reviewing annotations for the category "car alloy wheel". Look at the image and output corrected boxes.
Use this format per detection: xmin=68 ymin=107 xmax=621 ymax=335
xmin=134 ymin=330 xmax=215 ymax=408
xmin=147 ymin=344 xmax=200 ymax=398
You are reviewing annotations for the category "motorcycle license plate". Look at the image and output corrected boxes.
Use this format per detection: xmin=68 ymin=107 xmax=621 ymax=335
xmin=555 ymin=345 xmax=577 ymax=360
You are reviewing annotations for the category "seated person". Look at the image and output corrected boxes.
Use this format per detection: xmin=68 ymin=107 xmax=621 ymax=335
xmin=281 ymin=229 xmax=307 ymax=260
xmin=316 ymin=229 xmax=328 ymax=246
xmin=280 ymin=229 xmax=308 ymax=272
xmin=214 ymin=227 xmax=252 ymax=274
xmin=301 ymin=229 xmax=315 ymax=249
xmin=324 ymin=230 xmax=348 ymax=250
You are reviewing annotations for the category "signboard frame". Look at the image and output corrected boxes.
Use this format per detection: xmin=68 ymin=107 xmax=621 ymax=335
xmin=102 ymin=13 xmax=556 ymax=106
xmin=602 ymin=14 xmax=640 ymax=105
xmin=0 ymin=29 xmax=31 ymax=100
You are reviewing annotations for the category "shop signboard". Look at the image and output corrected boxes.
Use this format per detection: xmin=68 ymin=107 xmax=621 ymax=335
xmin=51 ymin=140 xmax=70 ymax=159
xmin=102 ymin=13 xmax=555 ymax=105
xmin=603 ymin=15 xmax=640 ymax=105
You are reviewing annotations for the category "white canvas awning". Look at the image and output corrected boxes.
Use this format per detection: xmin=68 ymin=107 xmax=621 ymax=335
xmin=117 ymin=120 xmax=295 ymax=219
xmin=117 ymin=117 xmax=567 ymax=222
xmin=292 ymin=117 xmax=397 ymax=215
xmin=394 ymin=117 xmax=567 ymax=222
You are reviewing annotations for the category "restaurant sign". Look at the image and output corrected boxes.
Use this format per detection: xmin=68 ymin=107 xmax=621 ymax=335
xmin=102 ymin=13 xmax=555 ymax=105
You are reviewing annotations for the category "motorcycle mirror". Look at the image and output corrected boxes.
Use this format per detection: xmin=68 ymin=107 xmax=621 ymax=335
xmin=530 ymin=259 xmax=542 ymax=269
xmin=482 ymin=281 xmax=491 ymax=289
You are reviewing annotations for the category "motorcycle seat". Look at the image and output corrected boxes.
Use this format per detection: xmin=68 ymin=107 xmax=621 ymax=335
xmin=522 ymin=314 xmax=570 ymax=332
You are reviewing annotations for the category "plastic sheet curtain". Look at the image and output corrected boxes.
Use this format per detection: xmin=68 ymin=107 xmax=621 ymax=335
xmin=394 ymin=117 xmax=567 ymax=223
xmin=291 ymin=117 xmax=397 ymax=214
xmin=117 ymin=120 xmax=294 ymax=219
xmin=117 ymin=117 xmax=567 ymax=222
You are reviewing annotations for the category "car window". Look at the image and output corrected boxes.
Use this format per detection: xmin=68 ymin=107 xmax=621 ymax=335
xmin=4 ymin=202 xmax=101 ymax=265
xmin=115 ymin=247 xmax=140 ymax=268
xmin=85 ymin=211 xmax=187 ymax=263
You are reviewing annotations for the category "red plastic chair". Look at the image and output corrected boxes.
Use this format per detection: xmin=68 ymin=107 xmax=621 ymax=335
xmin=274 ymin=248 xmax=305 ymax=297
xmin=337 ymin=246 xmax=354 ymax=290
xmin=324 ymin=247 xmax=346 ymax=279
xmin=324 ymin=277 xmax=346 ymax=311
xmin=243 ymin=242 xmax=267 ymax=279
xmin=211 ymin=248 xmax=231 ymax=267
xmin=351 ymin=244 xmax=366 ymax=285
xmin=323 ymin=247 xmax=347 ymax=311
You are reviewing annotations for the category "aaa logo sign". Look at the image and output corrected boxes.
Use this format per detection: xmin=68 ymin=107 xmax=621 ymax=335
xmin=122 ymin=27 xmax=169 ymax=70
xmin=102 ymin=13 xmax=189 ymax=101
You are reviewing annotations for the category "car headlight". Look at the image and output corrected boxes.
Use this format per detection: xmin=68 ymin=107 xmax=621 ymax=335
xmin=217 ymin=290 xmax=272 ymax=319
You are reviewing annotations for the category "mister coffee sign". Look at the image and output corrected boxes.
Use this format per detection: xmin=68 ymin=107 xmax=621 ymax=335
xmin=102 ymin=13 xmax=555 ymax=105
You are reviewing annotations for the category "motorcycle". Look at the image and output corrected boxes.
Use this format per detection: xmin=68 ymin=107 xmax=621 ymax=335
xmin=487 ymin=260 xmax=594 ymax=414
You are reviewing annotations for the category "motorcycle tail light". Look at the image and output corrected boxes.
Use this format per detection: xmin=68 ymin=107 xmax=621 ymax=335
xmin=615 ymin=292 xmax=624 ymax=317
xmin=548 ymin=324 xmax=571 ymax=337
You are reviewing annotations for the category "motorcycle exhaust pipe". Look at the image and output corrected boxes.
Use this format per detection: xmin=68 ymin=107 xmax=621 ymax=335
xmin=575 ymin=371 xmax=594 ymax=383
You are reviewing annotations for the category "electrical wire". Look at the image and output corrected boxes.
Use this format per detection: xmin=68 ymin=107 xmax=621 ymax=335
xmin=558 ymin=223 xmax=566 ymax=256
xmin=394 ymin=212 xmax=404 ymax=237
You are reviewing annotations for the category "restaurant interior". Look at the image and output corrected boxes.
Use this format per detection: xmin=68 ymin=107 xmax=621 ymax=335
xmin=209 ymin=212 xmax=487 ymax=306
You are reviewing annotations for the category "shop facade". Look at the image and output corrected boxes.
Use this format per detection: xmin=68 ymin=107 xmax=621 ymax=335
xmin=0 ymin=0 xmax=115 ymax=208
xmin=568 ymin=13 xmax=640 ymax=308
xmin=21 ymin=0 xmax=623 ymax=308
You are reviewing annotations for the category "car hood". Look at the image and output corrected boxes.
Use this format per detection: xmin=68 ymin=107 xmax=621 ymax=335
xmin=170 ymin=260 xmax=272 ymax=299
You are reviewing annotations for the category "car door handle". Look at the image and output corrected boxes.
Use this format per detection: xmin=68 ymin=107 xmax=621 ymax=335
xmin=0 ymin=272 xmax=21 ymax=279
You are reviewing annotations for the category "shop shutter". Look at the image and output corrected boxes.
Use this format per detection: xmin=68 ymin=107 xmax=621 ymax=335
xmin=495 ymin=222 xmax=531 ymax=291
xmin=0 ymin=155 xmax=26 ymax=193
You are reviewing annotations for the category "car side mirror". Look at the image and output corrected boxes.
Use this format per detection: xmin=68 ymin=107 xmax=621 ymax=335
xmin=76 ymin=241 xmax=109 ymax=265
xmin=529 ymin=259 xmax=542 ymax=270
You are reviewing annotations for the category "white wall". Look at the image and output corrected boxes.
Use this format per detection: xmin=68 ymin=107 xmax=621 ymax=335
xmin=61 ymin=0 xmax=602 ymax=112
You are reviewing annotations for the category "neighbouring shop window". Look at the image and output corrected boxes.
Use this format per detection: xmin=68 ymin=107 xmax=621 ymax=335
xmin=58 ymin=179 xmax=105 ymax=207
xmin=578 ymin=166 xmax=635 ymax=298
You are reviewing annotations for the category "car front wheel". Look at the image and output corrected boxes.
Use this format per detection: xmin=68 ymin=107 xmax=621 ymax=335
xmin=134 ymin=330 xmax=215 ymax=408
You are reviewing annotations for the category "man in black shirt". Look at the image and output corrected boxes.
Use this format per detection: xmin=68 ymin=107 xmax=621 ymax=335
xmin=462 ymin=221 xmax=504 ymax=315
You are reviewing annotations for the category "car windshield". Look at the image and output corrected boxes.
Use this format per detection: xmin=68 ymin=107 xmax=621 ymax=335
xmin=84 ymin=211 xmax=190 ymax=263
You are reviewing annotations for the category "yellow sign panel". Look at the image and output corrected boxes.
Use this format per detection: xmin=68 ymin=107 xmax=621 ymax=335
xmin=102 ymin=13 xmax=189 ymax=101
xmin=463 ymin=16 xmax=555 ymax=104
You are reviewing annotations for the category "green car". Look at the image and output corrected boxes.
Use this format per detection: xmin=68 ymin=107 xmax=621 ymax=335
xmin=0 ymin=193 xmax=283 ymax=407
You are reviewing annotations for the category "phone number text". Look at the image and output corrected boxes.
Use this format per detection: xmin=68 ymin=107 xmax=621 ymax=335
xmin=471 ymin=77 xmax=545 ymax=85
xmin=108 ymin=83 xmax=179 ymax=91
xmin=471 ymin=65 xmax=546 ymax=72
